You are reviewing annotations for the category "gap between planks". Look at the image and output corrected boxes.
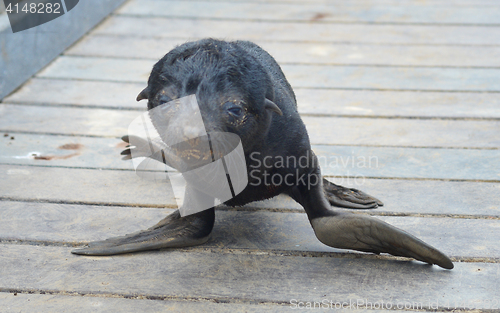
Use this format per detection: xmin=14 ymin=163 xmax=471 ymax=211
xmin=0 ymin=240 xmax=497 ymax=266
xmin=3 ymin=102 xmax=500 ymax=122
xmin=1 ymin=196 xmax=499 ymax=221
xmin=0 ymin=292 xmax=294 ymax=313
xmin=115 ymin=13 xmax=500 ymax=28
xmin=0 ymin=287 xmax=293 ymax=309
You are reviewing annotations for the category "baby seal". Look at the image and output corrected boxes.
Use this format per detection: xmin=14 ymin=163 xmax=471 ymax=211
xmin=72 ymin=39 xmax=453 ymax=269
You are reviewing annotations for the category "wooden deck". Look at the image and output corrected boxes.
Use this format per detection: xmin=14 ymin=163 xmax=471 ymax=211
xmin=1 ymin=0 xmax=499 ymax=311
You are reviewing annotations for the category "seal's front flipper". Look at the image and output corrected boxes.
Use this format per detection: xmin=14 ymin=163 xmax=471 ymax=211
xmin=323 ymin=178 xmax=383 ymax=209
xmin=71 ymin=208 xmax=214 ymax=256
xmin=73 ymin=185 xmax=216 ymax=256
xmin=310 ymin=213 xmax=453 ymax=269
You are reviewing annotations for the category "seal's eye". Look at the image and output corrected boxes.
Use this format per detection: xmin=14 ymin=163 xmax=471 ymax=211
xmin=228 ymin=107 xmax=243 ymax=116
xmin=224 ymin=103 xmax=244 ymax=118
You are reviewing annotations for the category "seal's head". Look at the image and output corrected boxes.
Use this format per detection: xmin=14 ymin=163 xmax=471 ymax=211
xmin=136 ymin=39 xmax=282 ymax=156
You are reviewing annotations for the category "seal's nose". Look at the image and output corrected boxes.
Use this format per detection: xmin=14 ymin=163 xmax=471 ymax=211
xmin=182 ymin=125 xmax=205 ymax=139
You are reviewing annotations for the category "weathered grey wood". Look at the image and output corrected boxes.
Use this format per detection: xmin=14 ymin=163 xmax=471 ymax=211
xmin=0 ymin=134 xmax=131 ymax=170
xmin=295 ymin=89 xmax=500 ymax=119
xmin=1 ymin=244 xmax=498 ymax=310
xmin=1 ymin=134 xmax=499 ymax=180
xmin=2 ymin=104 xmax=499 ymax=148
xmin=0 ymin=201 xmax=498 ymax=258
xmin=0 ymin=104 xmax=137 ymax=137
xmin=3 ymin=78 xmax=144 ymax=109
xmin=173 ymin=0 xmax=500 ymax=6
xmin=0 ymin=202 xmax=168 ymax=243
xmin=2 ymin=0 xmax=499 ymax=310
xmin=1 ymin=165 xmax=499 ymax=217
xmin=5 ymin=79 xmax=500 ymax=119
xmin=118 ymin=0 xmax=500 ymax=25
xmin=302 ymin=116 xmax=500 ymax=148
xmin=314 ymin=145 xmax=500 ymax=181
xmin=281 ymin=65 xmax=500 ymax=91
xmin=262 ymin=42 xmax=500 ymax=67
xmin=65 ymin=35 xmax=180 ymax=61
xmin=94 ymin=16 xmax=500 ymax=45
xmin=37 ymin=56 xmax=500 ymax=92
xmin=0 ymin=293 xmax=296 ymax=313
xmin=0 ymin=165 xmax=175 ymax=206
xmin=255 ymin=178 xmax=500 ymax=218
xmin=37 ymin=56 xmax=152 ymax=83
xmin=65 ymin=35 xmax=500 ymax=67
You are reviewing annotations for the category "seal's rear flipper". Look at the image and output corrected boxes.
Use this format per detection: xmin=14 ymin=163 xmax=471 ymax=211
xmin=323 ymin=178 xmax=383 ymax=209
xmin=310 ymin=213 xmax=453 ymax=269
xmin=71 ymin=208 xmax=214 ymax=256
xmin=288 ymin=172 xmax=453 ymax=269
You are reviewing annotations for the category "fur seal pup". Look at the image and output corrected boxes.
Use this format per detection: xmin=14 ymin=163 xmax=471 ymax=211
xmin=72 ymin=39 xmax=453 ymax=269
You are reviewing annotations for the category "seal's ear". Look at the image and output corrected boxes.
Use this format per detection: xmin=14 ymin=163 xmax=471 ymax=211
xmin=136 ymin=87 xmax=150 ymax=102
xmin=264 ymin=99 xmax=283 ymax=116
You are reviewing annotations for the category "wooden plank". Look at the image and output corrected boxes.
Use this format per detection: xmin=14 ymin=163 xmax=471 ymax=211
xmin=260 ymin=42 xmax=500 ymax=68
xmin=0 ymin=201 xmax=498 ymax=258
xmin=176 ymin=0 xmax=500 ymax=6
xmin=282 ymin=65 xmax=500 ymax=91
xmin=0 ymin=133 xmax=131 ymax=170
xmin=65 ymin=35 xmax=179 ymax=61
xmin=302 ymin=116 xmax=500 ymax=148
xmin=214 ymin=213 xmax=498 ymax=259
xmin=2 ymin=133 xmax=500 ymax=180
xmin=2 ymin=78 xmax=144 ymax=109
xmin=65 ymin=35 xmax=500 ymax=67
xmin=0 ymin=202 xmax=168 ymax=244
xmin=314 ymin=145 xmax=500 ymax=181
xmin=0 ymin=104 xmax=137 ymax=137
xmin=5 ymin=79 xmax=500 ymax=119
xmin=295 ymin=89 xmax=500 ymax=119
xmin=0 ymin=165 xmax=175 ymax=206
xmin=94 ymin=16 xmax=500 ymax=45
xmin=261 ymin=178 xmax=500 ymax=217
xmin=1 ymin=165 xmax=499 ymax=217
xmin=118 ymin=0 xmax=500 ymax=25
xmin=0 ymin=244 xmax=498 ymax=310
xmin=2 ymin=104 xmax=499 ymax=148
xmin=37 ymin=56 xmax=151 ymax=83
xmin=0 ymin=293 xmax=293 ymax=313
xmin=1 ymin=134 xmax=499 ymax=180
xmin=37 ymin=56 xmax=500 ymax=92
